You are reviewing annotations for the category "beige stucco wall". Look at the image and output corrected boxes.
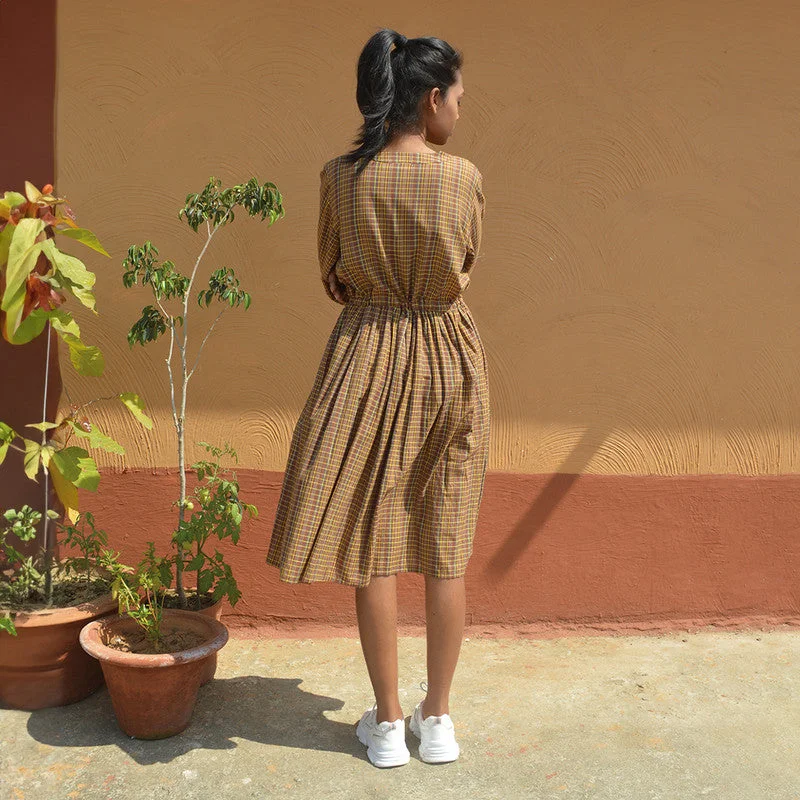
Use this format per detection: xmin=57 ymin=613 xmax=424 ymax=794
xmin=56 ymin=0 xmax=800 ymax=476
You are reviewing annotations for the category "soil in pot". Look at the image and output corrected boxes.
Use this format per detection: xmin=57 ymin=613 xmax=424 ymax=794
xmin=104 ymin=627 xmax=207 ymax=655
xmin=157 ymin=589 xmax=223 ymax=684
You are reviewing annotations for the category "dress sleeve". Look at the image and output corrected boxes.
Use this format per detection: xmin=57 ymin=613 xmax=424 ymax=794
xmin=461 ymin=169 xmax=485 ymax=274
xmin=317 ymin=166 xmax=343 ymax=303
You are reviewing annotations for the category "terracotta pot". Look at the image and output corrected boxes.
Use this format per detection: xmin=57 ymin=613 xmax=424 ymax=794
xmin=0 ymin=593 xmax=118 ymax=710
xmin=197 ymin=597 xmax=223 ymax=685
xmin=79 ymin=609 xmax=228 ymax=739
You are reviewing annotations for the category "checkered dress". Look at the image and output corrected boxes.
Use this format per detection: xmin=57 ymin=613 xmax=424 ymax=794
xmin=266 ymin=150 xmax=489 ymax=586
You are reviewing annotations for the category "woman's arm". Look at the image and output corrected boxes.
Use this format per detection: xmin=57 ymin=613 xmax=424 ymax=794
xmin=461 ymin=169 xmax=485 ymax=274
xmin=318 ymin=166 xmax=348 ymax=304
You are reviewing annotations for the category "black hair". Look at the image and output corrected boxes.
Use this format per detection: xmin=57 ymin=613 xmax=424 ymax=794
xmin=342 ymin=29 xmax=463 ymax=177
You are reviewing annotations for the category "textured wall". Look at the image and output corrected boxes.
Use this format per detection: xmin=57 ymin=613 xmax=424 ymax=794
xmin=0 ymin=0 xmax=62 ymax=543
xmin=56 ymin=0 xmax=800 ymax=476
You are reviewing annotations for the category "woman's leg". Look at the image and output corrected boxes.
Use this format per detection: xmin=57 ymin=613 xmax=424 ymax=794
xmin=423 ymin=575 xmax=466 ymax=718
xmin=355 ymin=575 xmax=404 ymax=723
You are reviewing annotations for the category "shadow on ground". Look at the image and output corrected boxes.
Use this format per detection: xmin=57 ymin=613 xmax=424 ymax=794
xmin=26 ymin=676 xmax=362 ymax=765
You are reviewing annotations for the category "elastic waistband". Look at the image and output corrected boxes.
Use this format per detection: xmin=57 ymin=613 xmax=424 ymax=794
xmin=346 ymin=294 xmax=465 ymax=314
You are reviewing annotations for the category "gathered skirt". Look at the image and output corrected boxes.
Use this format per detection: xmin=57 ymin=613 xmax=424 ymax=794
xmin=265 ymin=294 xmax=490 ymax=587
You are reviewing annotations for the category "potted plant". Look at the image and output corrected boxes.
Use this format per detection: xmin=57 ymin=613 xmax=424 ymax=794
xmin=78 ymin=176 xmax=283 ymax=738
xmin=0 ymin=183 xmax=152 ymax=709
xmin=118 ymin=177 xmax=282 ymax=678
xmin=79 ymin=542 xmax=228 ymax=739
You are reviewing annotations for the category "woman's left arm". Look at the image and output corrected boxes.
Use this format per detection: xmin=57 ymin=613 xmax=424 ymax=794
xmin=318 ymin=166 xmax=348 ymax=304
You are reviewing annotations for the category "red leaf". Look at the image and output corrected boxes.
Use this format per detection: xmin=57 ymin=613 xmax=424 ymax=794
xmin=22 ymin=274 xmax=65 ymax=320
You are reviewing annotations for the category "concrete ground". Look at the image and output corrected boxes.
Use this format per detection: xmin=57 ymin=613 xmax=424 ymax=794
xmin=1 ymin=628 xmax=799 ymax=800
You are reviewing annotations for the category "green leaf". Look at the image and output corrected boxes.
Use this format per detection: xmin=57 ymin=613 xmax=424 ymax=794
xmin=51 ymin=446 xmax=100 ymax=491
xmin=56 ymin=226 xmax=110 ymax=257
xmin=2 ymin=218 xmax=45 ymax=310
xmin=62 ymin=333 xmax=105 ymax=377
xmin=118 ymin=393 xmax=153 ymax=430
xmin=70 ymin=285 xmax=97 ymax=312
xmin=23 ymin=438 xmax=42 ymax=481
xmin=186 ymin=554 xmax=205 ymax=571
xmin=67 ymin=420 xmax=125 ymax=455
xmin=49 ymin=454 xmax=80 ymax=522
xmin=2 ymin=191 xmax=26 ymax=208
xmin=197 ymin=571 xmax=214 ymax=595
xmin=25 ymin=422 xmax=60 ymax=432
xmin=10 ymin=309 xmax=49 ymax=344
xmin=0 ymin=422 xmax=14 ymax=465
xmin=49 ymin=308 xmax=81 ymax=338
xmin=0 ymin=614 xmax=17 ymax=636
xmin=0 ymin=221 xmax=14 ymax=268
xmin=41 ymin=238 xmax=96 ymax=290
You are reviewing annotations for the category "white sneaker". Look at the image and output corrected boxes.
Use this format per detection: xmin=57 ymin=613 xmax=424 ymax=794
xmin=356 ymin=706 xmax=411 ymax=768
xmin=409 ymin=701 xmax=460 ymax=763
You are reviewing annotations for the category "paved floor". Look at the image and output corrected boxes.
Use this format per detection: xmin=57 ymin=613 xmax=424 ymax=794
xmin=1 ymin=628 xmax=799 ymax=800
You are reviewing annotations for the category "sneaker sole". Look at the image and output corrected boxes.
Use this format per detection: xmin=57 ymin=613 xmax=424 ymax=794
xmin=356 ymin=721 xmax=411 ymax=768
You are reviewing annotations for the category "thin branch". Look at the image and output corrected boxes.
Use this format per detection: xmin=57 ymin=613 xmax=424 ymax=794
xmin=187 ymin=308 xmax=225 ymax=382
xmin=67 ymin=394 xmax=126 ymax=413
xmin=165 ymin=318 xmax=179 ymax=430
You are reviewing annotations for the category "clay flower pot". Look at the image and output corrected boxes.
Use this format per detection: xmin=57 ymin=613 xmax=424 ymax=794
xmin=79 ymin=609 xmax=228 ymax=739
xmin=0 ymin=593 xmax=118 ymax=710
xmin=197 ymin=597 xmax=223 ymax=685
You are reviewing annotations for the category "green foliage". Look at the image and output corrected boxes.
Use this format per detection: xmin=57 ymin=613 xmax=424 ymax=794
xmin=198 ymin=268 xmax=251 ymax=310
xmin=172 ymin=442 xmax=257 ymax=609
xmin=0 ymin=182 xmax=106 ymax=349
xmin=107 ymin=542 xmax=172 ymax=650
xmin=0 ymin=508 xmax=115 ymax=635
xmin=127 ymin=305 xmax=169 ymax=347
xmin=122 ymin=242 xmax=189 ymax=300
xmin=179 ymin=177 xmax=284 ymax=232
xmin=58 ymin=511 xmax=109 ymax=588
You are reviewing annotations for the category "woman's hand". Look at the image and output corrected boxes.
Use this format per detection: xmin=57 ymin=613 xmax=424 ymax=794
xmin=327 ymin=269 xmax=349 ymax=304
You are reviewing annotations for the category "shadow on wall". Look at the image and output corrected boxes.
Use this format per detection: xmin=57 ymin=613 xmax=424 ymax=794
xmin=487 ymin=429 xmax=596 ymax=577
xmin=26 ymin=676 xmax=362 ymax=765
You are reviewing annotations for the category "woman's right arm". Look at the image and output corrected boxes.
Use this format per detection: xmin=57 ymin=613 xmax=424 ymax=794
xmin=461 ymin=169 xmax=485 ymax=274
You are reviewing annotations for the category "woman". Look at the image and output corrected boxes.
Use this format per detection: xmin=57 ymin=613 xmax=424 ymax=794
xmin=266 ymin=28 xmax=488 ymax=768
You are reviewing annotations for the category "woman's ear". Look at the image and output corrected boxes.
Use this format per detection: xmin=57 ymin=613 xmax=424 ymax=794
xmin=428 ymin=86 xmax=442 ymax=112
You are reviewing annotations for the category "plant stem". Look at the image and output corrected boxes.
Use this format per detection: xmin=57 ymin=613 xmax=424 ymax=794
xmin=42 ymin=322 xmax=53 ymax=604
xmin=174 ymin=221 xmax=217 ymax=609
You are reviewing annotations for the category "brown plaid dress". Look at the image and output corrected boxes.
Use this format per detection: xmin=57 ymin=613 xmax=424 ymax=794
xmin=266 ymin=150 xmax=489 ymax=586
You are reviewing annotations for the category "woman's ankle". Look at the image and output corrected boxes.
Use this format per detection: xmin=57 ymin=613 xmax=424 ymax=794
xmin=421 ymin=696 xmax=450 ymax=718
xmin=376 ymin=701 xmax=404 ymax=723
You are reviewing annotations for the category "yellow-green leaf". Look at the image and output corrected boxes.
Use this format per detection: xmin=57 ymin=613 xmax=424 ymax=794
xmin=25 ymin=422 xmax=59 ymax=432
xmin=51 ymin=446 xmax=100 ymax=492
xmin=0 ymin=222 xmax=14 ymax=267
xmin=23 ymin=438 xmax=42 ymax=481
xmin=41 ymin=239 xmax=96 ymax=290
xmin=49 ymin=309 xmax=81 ymax=339
xmin=2 ymin=218 xmax=45 ymax=326
xmin=24 ymin=181 xmax=42 ymax=203
xmin=119 ymin=393 xmax=153 ymax=430
xmin=10 ymin=309 xmax=49 ymax=344
xmin=49 ymin=456 xmax=80 ymax=522
xmin=67 ymin=420 xmax=125 ymax=455
xmin=2 ymin=191 xmax=26 ymax=209
xmin=57 ymin=227 xmax=110 ymax=258
xmin=62 ymin=333 xmax=105 ymax=377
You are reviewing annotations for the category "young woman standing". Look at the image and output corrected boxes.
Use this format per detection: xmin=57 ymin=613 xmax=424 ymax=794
xmin=267 ymin=28 xmax=488 ymax=768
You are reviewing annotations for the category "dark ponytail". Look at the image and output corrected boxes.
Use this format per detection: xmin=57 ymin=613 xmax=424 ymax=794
xmin=343 ymin=28 xmax=463 ymax=177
